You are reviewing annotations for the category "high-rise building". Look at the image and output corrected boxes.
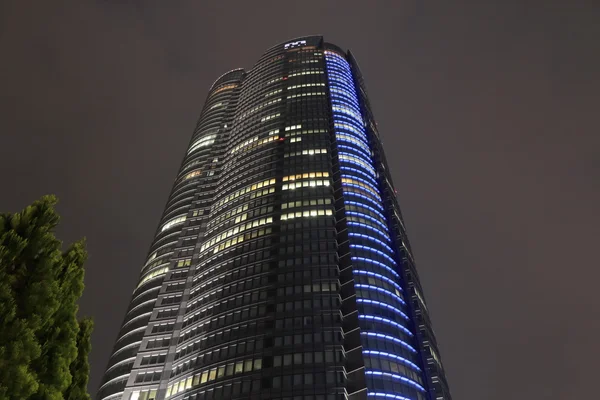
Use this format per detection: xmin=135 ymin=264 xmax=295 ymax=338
xmin=97 ymin=36 xmax=451 ymax=400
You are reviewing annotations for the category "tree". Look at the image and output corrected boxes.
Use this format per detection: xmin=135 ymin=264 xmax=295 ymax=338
xmin=0 ymin=195 xmax=93 ymax=400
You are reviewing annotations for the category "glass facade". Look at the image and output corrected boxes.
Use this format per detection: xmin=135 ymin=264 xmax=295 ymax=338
xmin=97 ymin=36 xmax=451 ymax=400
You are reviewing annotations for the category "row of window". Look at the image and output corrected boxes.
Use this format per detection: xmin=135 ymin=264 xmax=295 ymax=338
xmin=184 ymin=290 xmax=266 ymax=330
xmin=288 ymin=70 xmax=324 ymax=77
xmin=283 ymin=180 xmax=330 ymax=190
xmin=264 ymin=88 xmax=282 ymax=97
xmin=200 ymin=217 xmax=273 ymax=252
xmin=137 ymin=266 xmax=168 ymax=289
xmin=287 ymin=91 xmax=326 ymax=99
xmin=236 ymin=98 xmax=282 ymax=120
xmin=281 ymin=209 xmax=333 ymax=220
xmin=176 ymin=322 xmax=261 ymax=360
xmin=181 ymin=302 xmax=265 ymax=333
xmin=275 ymin=296 xmax=340 ymax=313
xmin=173 ymin=338 xmax=263 ymax=377
xmin=135 ymin=370 xmax=162 ymax=383
xmin=286 ymin=128 xmax=329 ymax=137
xmin=275 ymin=281 xmax=338 ymax=297
xmin=191 ymin=259 xmax=269 ymax=296
xmin=182 ymin=169 xmax=202 ymax=181
xmin=160 ymin=215 xmax=187 ymax=233
xmin=166 ymin=357 xmax=262 ymax=398
xmin=260 ymin=113 xmax=280 ymax=122
xmin=175 ymin=259 xmax=192 ymax=268
xmin=284 ymin=148 xmax=328 ymax=157
xmin=208 ymin=227 xmax=272 ymax=256
xmin=212 ymin=178 xmax=275 ymax=209
xmin=205 ymin=204 xmax=273 ymax=238
xmin=187 ymin=276 xmax=268 ymax=314
xmin=288 ymin=82 xmax=325 ymax=90
xmin=129 ymin=389 xmax=157 ymax=400
xmin=282 ymin=198 xmax=331 ymax=209
xmin=176 ymin=334 xmax=262 ymax=363
xmin=187 ymin=134 xmax=217 ymax=154
xmin=229 ymin=129 xmax=279 ymax=154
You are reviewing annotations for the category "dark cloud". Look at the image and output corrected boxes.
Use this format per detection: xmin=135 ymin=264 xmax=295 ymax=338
xmin=1 ymin=1 xmax=598 ymax=398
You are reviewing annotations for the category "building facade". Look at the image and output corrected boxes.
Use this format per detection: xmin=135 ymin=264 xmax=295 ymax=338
xmin=97 ymin=36 xmax=451 ymax=400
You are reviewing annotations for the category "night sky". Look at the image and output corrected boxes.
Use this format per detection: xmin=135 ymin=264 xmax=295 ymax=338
xmin=1 ymin=1 xmax=599 ymax=399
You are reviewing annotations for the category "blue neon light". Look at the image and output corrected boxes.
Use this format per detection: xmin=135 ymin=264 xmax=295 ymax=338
xmin=350 ymin=245 xmax=397 ymax=265
xmin=358 ymin=315 xmax=413 ymax=337
xmin=353 ymin=270 xmax=403 ymax=292
xmin=338 ymin=145 xmax=374 ymax=161
xmin=343 ymin=182 xmax=381 ymax=198
xmin=347 ymin=222 xmax=390 ymax=243
xmin=343 ymin=192 xmax=385 ymax=211
xmin=355 ymin=284 xmax=405 ymax=305
xmin=351 ymin=255 xmax=398 ymax=274
xmin=338 ymin=152 xmax=376 ymax=169
xmin=367 ymin=392 xmax=411 ymax=400
xmin=334 ymin=122 xmax=367 ymax=137
xmin=340 ymin=166 xmax=378 ymax=184
xmin=347 ymin=218 xmax=390 ymax=237
xmin=335 ymin=132 xmax=370 ymax=148
xmin=342 ymin=175 xmax=381 ymax=194
xmin=362 ymin=350 xmax=421 ymax=372
xmin=345 ymin=212 xmax=388 ymax=230
xmin=361 ymin=332 xmax=417 ymax=353
xmin=344 ymin=201 xmax=387 ymax=221
xmin=326 ymin=51 xmax=427 ymax=397
xmin=356 ymin=298 xmax=409 ymax=320
xmin=364 ymin=371 xmax=425 ymax=392
xmin=348 ymin=233 xmax=394 ymax=252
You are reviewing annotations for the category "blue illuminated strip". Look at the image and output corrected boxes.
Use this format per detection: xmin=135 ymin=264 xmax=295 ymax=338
xmin=343 ymin=175 xmax=381 ymax=194
xmin=326 ymin=51 xmax=427 ymax=398
xmin=348 ymin=232 xmax=394 ymax=252
xmin=330 ymin=95 xmax=358 ymax=106
xmin=333 ymin=118 xmax=366 ymax=134
xmin=344 ymin=192 xmax=384 ymax=211
xmin=354 ymin=283 xmax=406 ymax=306
xmin=363 ymin=350 xmax=421 ymax=372
xmin=350 ymin=245 xmax=396 ymax=264
xmin=352 ymin=257 xmax=399 ymax=279
xmin=335 ymin=132 xmax=370 ymax=148
xmin=347 ymin=222 xmax=390 ymax=243
xmin=356 ymin=299 xmax=409 ymax=320
xmin=361 ymin=332 xmax=417 ymax=353
xmin=338 ymin=146 xmax=374 ymax=165
xmin=359 ymin=315 xmax=413 ymax=337
xmin=338 ymin=152 xmax=373 ymax=169
xmin=345 ymin=211 xmax=388 ymax=230
xmin=338 ymin=149 xmax=375 ymax=167
xmin=364 ymin=371 xmax=425 ymax=392
xmin=367 ymin=392 xmax=411 ymax=400
xmin=340 ymin=168 xmax=377 ymax=188
xmin=334 ymin=122 xmax=367 ymax=138
xmin=331 ymin=101 xmax=361 ymax=114
xmin=341 ymin=166 xmax=378 ymax=184
xmin=355 ymin=284 xmax=406 ymax=305
xmin=344 ymin=183 xmax=383 ymax=201
xmin=345 ymin=201 xmax=387 ymax=221
xmin=353 ymin=270 xmax=403 ymax=292
xmin=335 ymin=116 xmax=365 ymax=132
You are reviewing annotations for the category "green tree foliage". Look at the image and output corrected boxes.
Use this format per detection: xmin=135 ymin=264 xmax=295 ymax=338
xmin=0 ymin=195 xmax=93 ymax=400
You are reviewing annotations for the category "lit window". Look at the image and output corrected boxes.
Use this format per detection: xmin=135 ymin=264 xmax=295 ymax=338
xmin=182 ymin=169 xmax=202 ymax=180
xmin=160 ymin=215 xmax=187 ymax=232
xmin=260 ymin=113 xmax=280 ymax=122
xmin=281 ymin=208 xmax=333 ymax=220
xmin=187 ymin=134 xmax=216 ymax=154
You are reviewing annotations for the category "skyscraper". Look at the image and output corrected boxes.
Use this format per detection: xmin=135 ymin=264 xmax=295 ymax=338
xmin=97 ymin=36 xmax=451 ymax=400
